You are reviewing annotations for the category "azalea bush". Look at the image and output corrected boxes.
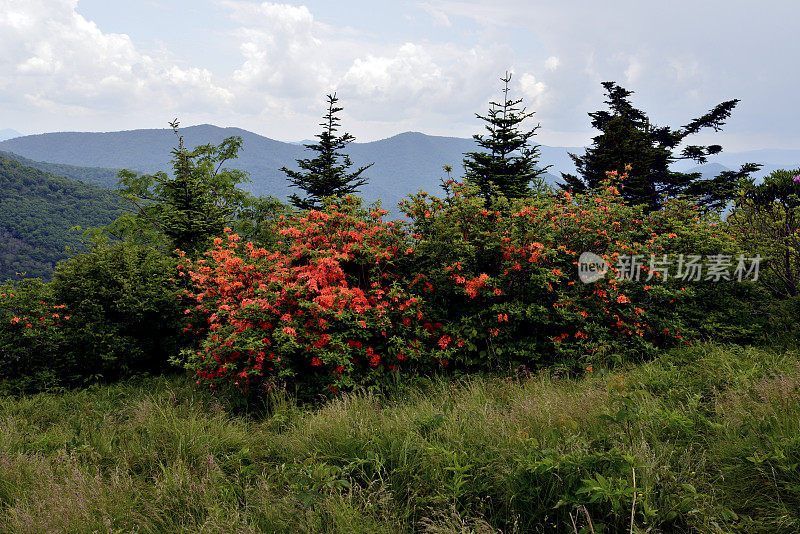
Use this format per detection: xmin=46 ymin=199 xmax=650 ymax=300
xmin=183 ymin=172 xmax=766 ymax=396
xmin=0 ymin=279 xmax=71 ymax=392
xmin=178 ymin=197 xmax=438 ymax=396
xmin=401 ymin=171 xmax=761 ymax=373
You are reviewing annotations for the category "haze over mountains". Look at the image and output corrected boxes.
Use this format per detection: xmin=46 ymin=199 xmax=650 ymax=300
xmin=0 ymin=129 xmax=21 ymax=142
xmin=0 ymin=125 xmax=563 ymax=212
xmin=0 ymin=125 xmax=798 ymax=214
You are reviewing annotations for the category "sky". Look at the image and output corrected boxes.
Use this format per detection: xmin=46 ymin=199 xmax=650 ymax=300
xmin=1 ymin=0 xmax=798 ymax=150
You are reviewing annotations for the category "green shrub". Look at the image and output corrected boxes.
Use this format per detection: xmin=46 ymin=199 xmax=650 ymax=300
xmin=51 ymin=239 xmax=188 ymax=381
xmin=0 ymin=278 xmax=70 ymax=392
xmin=1 ymin=240 xmax=187 ymax=393
xmin=727 ymin=168 xmax=800 ymax=345
xmin=729 ymin=168 xmax=800 ymax=298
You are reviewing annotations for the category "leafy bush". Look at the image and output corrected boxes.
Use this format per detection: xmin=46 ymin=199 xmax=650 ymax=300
xmin=179 ymin=197 xmax=436 ymax=396
xmin=401 ymin=171 xmax=761 ymax=373
xmin=729 ymin=168 xmax=800 ymax=298
xmin=50 ymin=239 xmax=188 ymax=381
xmin=1 ymin=240 xmax=187 ymax=393
xmin=0 ymin=278 xmax=71 ymax=391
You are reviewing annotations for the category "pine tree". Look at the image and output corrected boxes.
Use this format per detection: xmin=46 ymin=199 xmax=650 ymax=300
xmin=463 ymin=72 xmax=548 ymax=200
xmin=561 ymin=81 xmax=757 ymax=211
xmin=281 ymin=93 xmax=372 ymax=210
xmin=114 ymin=120 xmax=252 ymax=255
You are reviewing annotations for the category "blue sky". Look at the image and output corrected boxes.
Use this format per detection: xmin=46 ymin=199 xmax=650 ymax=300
xmin=1 ymin=0 xmax=798 ymax=150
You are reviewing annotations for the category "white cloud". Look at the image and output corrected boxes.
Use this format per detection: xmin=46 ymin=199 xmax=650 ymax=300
xmin=544 ymin=56 xmax=559 ymax=71
xmin=0 ymin=0 xmax=230 ymax=118
xmin=341 ymin=43 xmax=442 ymax=101
xmin=418 ymin=2 xmax=452 ymax=27
xmin=337 ymin=41 xmax=511 ymax=127
xmin=518 ymin=73 xmax=546 ymax=102
xmin=224 ymin=2 xmax=333 ymax=99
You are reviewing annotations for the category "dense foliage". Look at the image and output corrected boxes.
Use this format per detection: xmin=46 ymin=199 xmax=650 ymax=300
xmin=0 ymin=149 xmax=121 ymax=188
xmin=729 ymin=168 xmax=800 ymax=297
xmin=0 ymin=155 xmax=122 ymax=280
xmin=0 ymin=240 xmax=187 ymax=392
xmin=0 ymin=115 xmax=792 ymax=401
xmin=113 ymin=121 xmax=256 ymax=256
xmin=560 ymin=82 xmax=757 ymax=211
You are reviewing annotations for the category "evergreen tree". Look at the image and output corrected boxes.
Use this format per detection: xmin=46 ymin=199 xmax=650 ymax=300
xmin=281 ymin=93 xmax=372 ymax=210
xmin=463 ymin=72 xmax=548 ymax=200
xmin=114 ymin=120 xmax=253 ymax=255
xmin=561 ymin=81 xmax=758 ymax=211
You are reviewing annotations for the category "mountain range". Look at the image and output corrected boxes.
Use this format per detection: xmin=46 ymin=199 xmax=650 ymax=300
xmin=0 ymin=125 xmax=798 ymax=214
xmin=0 ymin=129 xmax=21 ymax=142
xmin=0 ymin=125 xmax=572 ymax=212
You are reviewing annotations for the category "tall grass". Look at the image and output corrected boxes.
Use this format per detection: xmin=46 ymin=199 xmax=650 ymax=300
xmin=0 ymin=343 xmax=798 ymax=532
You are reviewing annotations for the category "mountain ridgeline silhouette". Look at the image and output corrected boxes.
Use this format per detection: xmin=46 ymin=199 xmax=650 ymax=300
xmin=0 ymin=125 xmax=795 ymax=213
xmin=0 ymin=125 xmax=569 ymax=213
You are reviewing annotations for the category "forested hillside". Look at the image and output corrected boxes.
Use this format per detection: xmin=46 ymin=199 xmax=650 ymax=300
xmin=0 ymin=150 xmax=121 ymax=188
xmin=0 ymin=155 xmax=122 ymax=280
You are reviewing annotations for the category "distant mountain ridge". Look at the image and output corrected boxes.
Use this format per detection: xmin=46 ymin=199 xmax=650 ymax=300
xmin=0 ymin=125 xmax=570 ymax=212
xmin=0 ymin=125 xmax=797 ymax=212
xmin=0 ymin=129 xmax=21 ymax=142
xmin=0 ymin=150 xmax=121 ymax=188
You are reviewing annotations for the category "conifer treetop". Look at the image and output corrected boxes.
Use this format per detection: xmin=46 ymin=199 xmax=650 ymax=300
xmin=281 ymin=93 xmax=372 ymax=211
xmin=463 ymin=72 xmax=548 ymax=200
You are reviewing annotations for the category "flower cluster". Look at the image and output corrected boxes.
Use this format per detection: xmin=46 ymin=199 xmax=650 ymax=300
xmin=401 ymin=172 xmax=742 ymax=371
xmin=179 ymin=197 xmax=438 ymax=393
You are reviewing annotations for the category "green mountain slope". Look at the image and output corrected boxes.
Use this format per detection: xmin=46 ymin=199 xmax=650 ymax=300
xmin=0 ymin=155 xmax=122 ymax=280
xmin=0 ymin=150 xmax=121 ymax=188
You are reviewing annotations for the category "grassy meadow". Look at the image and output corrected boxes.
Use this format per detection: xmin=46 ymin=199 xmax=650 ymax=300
xmin=1 ymin=342 xmax=799 ymax=533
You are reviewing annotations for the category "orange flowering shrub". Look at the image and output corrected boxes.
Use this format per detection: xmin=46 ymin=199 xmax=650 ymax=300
xmin=183 ymin=172 xmax=762 ymax=395
xmin=401 ymin=171 xmax=754 ymax=371
xmin=179 ymin=197 xmax=436 ymax=394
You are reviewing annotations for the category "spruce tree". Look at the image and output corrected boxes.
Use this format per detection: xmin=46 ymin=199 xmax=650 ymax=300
xmin=561 ymin=81 xmax=757 ymax=211
xmin=114 ymin=120 xmax=252 ymax=255
xmin=463 ymin=72 xmax=548 ymax=200
xmin=281 ymin=93 xmax=372 ymax=210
